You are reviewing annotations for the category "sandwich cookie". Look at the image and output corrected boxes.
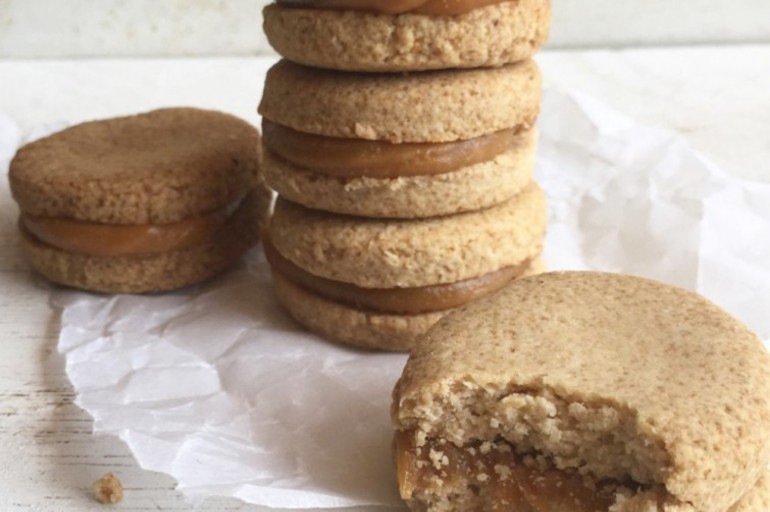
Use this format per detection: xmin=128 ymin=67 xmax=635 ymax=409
xmin=10 ymin=108 xmax=271 ymax=293
xmin=392 ymin=272 xmax=770 ymax=512
xmin=263 ymin=0 xmax=551 ymax=72
xmin=265 ymin=183 xmax=546 ymax=351
xmin=259 ymin=59 xmax=541 ymax=218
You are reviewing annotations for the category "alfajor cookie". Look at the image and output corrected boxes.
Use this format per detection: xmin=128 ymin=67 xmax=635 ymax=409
xmin=263 ymin=0 xmax=551 ymax=72
xmin=392 ymin=272 xmax=770 ymax=512
xmin=10 ymin=108 xmax=271 ymax=293
xmin=265 ymin=183 xmax=546 ymax=351
xmin=259 ymin=59 xmax=541 ymax=218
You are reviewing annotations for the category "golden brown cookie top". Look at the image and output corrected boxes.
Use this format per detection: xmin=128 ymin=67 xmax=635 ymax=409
xmin=258 ymin=59 xmax=541 ymax=143
xmin=394 ymin=271 xmax=770 ymax=512
xmin=263 ymin=0 xmax=551 ymax=72
xmin=10 ymin=108 xmax=259 ymax=224
xmin=269 ymin=183 xmax=546 ymax=288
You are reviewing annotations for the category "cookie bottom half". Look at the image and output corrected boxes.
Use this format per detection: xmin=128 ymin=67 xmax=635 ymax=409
xmin=20 ymin=190 xmax=265 ymax=294
xmin=262 ymin=131 xmax=535 ymax=219
xmin=270 ymin=259 xmax=544 ymax=352
xmin=263 ymin=0 xmax=551 ymax=72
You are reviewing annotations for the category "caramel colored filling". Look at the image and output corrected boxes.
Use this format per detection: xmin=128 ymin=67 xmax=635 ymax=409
xmin=263 ymin=234 xmax=529 ymax=314
xmin=262 ymin=120 xmax=517 ymax=179
xmin=22 ymin=201 xmax=241 ymax=257
xmin=276 ymin=0 xmax=508 ymax=15
xmin=396 ymin=431 xmax=615 ymax=512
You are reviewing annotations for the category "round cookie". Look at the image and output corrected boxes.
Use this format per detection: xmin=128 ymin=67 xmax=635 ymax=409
xmin=263 ymin=0 xmax=551 ymax=72
xmin=265 ymin=184 xmax=546 ymax=351
xmin=269 ymin=182 xmax=546 ymax=288
xmin=10 ymin=108 xmax=270 ymax=293
xmin=392 ymin=272 xmax=770 ymax=512
xmin=258 ymin=59 xmax=541 ymax=143
xmin=259 ymin=59 xmax=541 ymax=218
xmin=260 ymin=61 xmax=540 ymax=218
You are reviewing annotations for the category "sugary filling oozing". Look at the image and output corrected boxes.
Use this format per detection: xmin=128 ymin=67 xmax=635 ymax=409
xmin=263 ymin=234 xmax=532 ymax=314
xmin=21 ymin=196 xmax=245 ymax=257
xmin=275 ymin=0 xmax=510 ymax=16
xmin=262 ymin=120 xmax=524 ymax=179
xmin=396 ymin=430 xmax=620 ymax=512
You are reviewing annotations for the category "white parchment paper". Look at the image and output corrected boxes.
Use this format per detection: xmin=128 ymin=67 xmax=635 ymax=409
xmin=7 ymin=89 xmax=770 ymax=509
xmin=57 ymin=255 xmax=407 ymax=510
xmin=537 ymin=91 xmax=770 ymax=337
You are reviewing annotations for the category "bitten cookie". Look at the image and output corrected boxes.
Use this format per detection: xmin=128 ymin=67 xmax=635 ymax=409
xmin=265 ymin=184 xmax=546 ymax=351
xmin=263 ymin=0 xmax=551 ymax=72
xmin=259 ymin=59 xmax=541 ymax=218
xmin=9 ymin=108 xmax=271 ymax=293
xmin=392 ymin=272 xmax=770 ymax=512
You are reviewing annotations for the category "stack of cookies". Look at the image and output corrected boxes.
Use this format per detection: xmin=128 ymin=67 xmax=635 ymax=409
xmin=259 ymin=0 xmax=551 ymax=351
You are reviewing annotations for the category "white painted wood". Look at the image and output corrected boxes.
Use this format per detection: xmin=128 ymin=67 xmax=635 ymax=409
xmin=0 ymin=47 xmax=769 ymax=510
xmin=0 ymin=0 xmax=769 ymax=58
xmin=550 ymin=0 xmax=770 ymax=48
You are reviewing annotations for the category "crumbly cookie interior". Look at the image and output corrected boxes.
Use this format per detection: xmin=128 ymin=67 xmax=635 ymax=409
xmin=395 ymin=384 xmax=674 ymax=511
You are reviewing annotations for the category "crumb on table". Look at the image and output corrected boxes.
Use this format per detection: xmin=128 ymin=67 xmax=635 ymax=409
xmin=92 ymin=472 xmax=124 ymax=504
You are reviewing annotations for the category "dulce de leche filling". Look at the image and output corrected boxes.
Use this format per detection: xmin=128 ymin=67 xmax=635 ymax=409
xmin=264 ymin=234 xmax=530 ymax=315
xmin=275 ymin=0 xmax=509 ymax=16
xmin=396 ymin=431 xmax=615 ymax=512
xmin=262 ymin=120 xmax=517 ymax=179
xmin=22 ymin=199 xmax=242 ymax=258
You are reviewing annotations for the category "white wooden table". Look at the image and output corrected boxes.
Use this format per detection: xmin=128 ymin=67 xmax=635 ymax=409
xmin=1 ymin=48 xmax=769 ymax=510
